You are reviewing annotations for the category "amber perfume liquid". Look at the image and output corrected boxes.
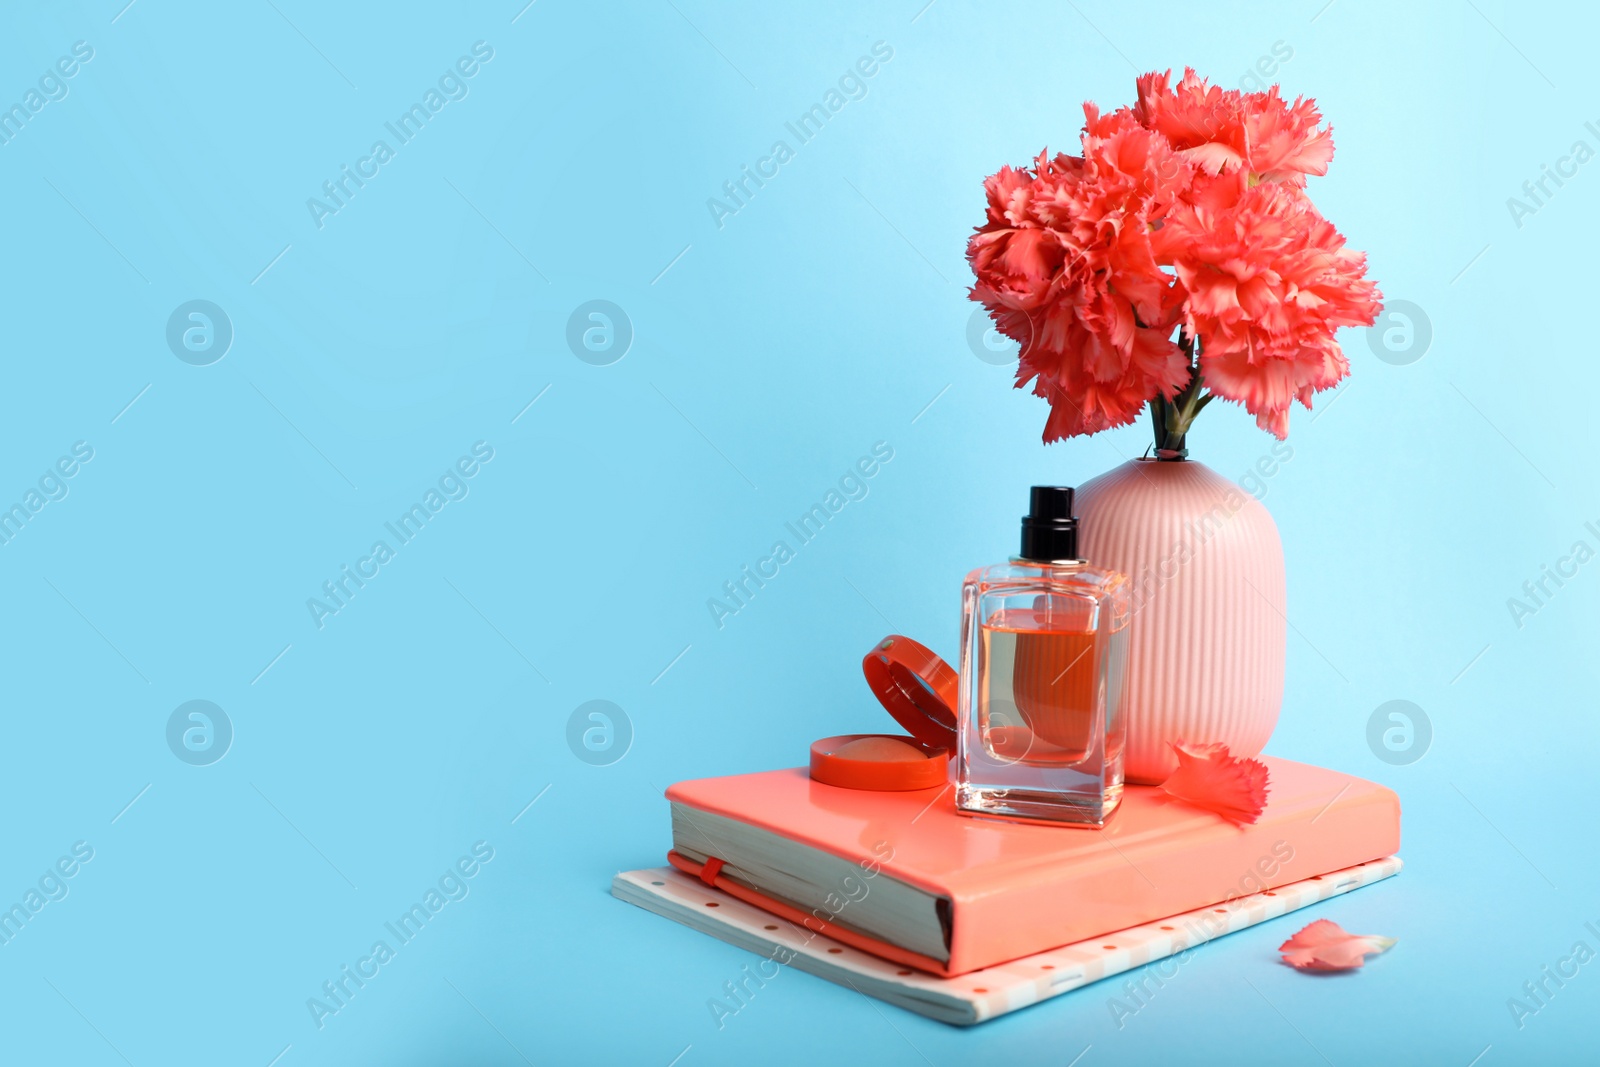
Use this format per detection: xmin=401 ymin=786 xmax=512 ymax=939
xmin=979 ymin=612 xmax=1105 ymax=763
xmin=956 ymin=487 xmax=1130 ymax=827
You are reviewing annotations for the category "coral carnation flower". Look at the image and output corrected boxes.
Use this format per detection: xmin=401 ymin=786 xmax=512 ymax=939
xmin=1134 ymin=68 xmax=1335 ymax=185
xmin=1154 ymin=178 xmax=1381 ymax=437
xmin=967 ymin=108 xmax=1193 ymax=441
xmin=966 ymin=69 xmax=1380 ymax=446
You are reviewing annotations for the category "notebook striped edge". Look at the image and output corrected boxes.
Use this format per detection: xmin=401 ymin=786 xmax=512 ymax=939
xmin=611 ymin=855 xmax=1402 ymax=1026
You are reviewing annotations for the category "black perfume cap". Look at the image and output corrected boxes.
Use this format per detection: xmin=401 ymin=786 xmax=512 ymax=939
xmin=1019 ymin=486 xmax=1080 ymax=561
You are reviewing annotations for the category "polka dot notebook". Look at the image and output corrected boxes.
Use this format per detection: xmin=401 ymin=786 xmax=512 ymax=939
xmin=612 ymin=855 xmax=1402 ymax=1026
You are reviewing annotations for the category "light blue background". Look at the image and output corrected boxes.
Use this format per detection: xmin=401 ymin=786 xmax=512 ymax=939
xmin=0 ymin=0 xmax=1593 ymax=1063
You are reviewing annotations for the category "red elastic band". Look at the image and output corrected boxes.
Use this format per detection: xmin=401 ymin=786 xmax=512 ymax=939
xmin=698 ymin=856 xmax=725 ymax=887
xmin=664 ymin=849 xmax=949 ymax=977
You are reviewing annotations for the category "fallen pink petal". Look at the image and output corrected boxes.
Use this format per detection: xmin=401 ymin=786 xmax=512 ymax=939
xmin=1279 ymin=919 xmax=1397 ymax=971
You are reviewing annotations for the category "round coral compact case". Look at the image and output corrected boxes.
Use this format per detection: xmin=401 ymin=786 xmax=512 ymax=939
xmin=807 ymin=635 xmax=959 ymax=791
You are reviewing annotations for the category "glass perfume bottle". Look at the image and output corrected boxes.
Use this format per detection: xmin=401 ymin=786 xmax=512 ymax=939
xmin=957 ymin=486 xmax=1130 ymax=827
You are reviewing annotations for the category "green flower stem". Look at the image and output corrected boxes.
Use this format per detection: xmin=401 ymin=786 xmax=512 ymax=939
xmin=1150 ymin=334 xmax=1213 ymax=459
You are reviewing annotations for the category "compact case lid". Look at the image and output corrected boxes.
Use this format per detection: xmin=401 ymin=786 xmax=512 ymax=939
xmin=860 ymin=635 xmax=959 ymax=751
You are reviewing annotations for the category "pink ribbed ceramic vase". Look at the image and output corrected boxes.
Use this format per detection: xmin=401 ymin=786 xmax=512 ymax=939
xmin=1075 ymin=458 xmax=1286 ymax=784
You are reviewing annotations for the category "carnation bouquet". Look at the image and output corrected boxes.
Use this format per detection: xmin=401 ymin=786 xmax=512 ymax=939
xmin=967 ymin=69 xmax=1382 ymax=455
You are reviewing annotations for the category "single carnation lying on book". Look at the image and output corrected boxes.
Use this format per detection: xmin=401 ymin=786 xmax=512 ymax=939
xmin=1159 ymin=741 xmax=1271 ymax=825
